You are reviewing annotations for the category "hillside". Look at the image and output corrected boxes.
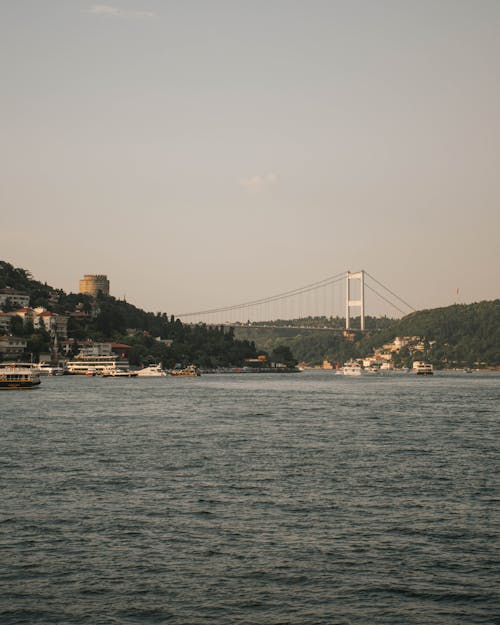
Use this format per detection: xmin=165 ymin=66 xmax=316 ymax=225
xmin=235 ymin=301 xmax=500 ymax=368
xmin=234 ymin=326 xmax=357 ymax=366
xmin=0 ymin=261 xmax=258 ymax=367
xmin=363 ymin=300 xmax=500 ymax=367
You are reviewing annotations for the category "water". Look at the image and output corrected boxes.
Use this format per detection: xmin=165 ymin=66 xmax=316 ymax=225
xmin=1 ymin=371 xmax=499 ymax=624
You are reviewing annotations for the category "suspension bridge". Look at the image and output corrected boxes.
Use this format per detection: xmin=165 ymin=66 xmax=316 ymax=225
xmin=175 ymin=270 xmax=416 ymax=330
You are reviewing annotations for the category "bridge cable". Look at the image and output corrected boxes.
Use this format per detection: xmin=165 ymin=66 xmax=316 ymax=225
xmin=176 ymin=271 xmax=346 ymax=318
xmin=364 ymin=283 xmax=408 ymax=316
xmin=365 ymin=271 xmax=416 ymax=312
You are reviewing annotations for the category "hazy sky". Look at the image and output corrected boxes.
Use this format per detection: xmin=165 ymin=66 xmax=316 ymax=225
xmin=1 ymin=0 xmax=499 ymax=317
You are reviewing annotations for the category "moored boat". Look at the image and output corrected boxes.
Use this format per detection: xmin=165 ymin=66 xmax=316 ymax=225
xmin=170 ymin=365 xmax=201 ymax=377
xmin=34 ymin=363 xmax=64 ymax=376
xmin=0 ymin=363 xmax=41 ymax=389
xmin=101 ymin=368 xmax=138 ymax=378
xmin=65 ymin=355 xmax=131 ymax=376
xmin=343 ymin=360 xmax=362 ymax=376
xmin=136 ymin=364 xmax=167 ymax=377
xmin=412 ymin=361 xmax=433 ymax=375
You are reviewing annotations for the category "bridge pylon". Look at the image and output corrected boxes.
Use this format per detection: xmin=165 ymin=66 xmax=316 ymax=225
xmin=345 ymin=270 xmax=365 ymax=331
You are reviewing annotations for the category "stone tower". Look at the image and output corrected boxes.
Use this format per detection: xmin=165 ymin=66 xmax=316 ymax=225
xmin=79 ymin=275 xmax=110 ymax=297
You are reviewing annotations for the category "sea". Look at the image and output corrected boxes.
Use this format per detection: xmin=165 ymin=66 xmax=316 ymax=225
xmin=1 ymin=371 xmax=499 ymax=625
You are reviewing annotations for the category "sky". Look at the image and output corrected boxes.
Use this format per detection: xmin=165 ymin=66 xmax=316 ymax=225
xmin=1 ymin=0 xmax=499 ymax=318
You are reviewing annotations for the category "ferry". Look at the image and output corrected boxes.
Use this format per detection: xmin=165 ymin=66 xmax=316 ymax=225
xmin=65 ymin=355 xmax=131 ymax=376
xmin=343 ymin=360 xmax=362 ymax=376
xmin=0 ymin=363 xmax=41 ymax=389
xmin=412 ymin=361 xmax=434 ymax=375
xmin=170 ymin=365 xmax=201 ymax=377
xmin=136 ymin=364 xmax=167 ymax=377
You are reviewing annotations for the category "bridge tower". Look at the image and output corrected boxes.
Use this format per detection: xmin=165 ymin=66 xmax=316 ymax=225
xmin=345 ymin=270 xmax=365 ymax=331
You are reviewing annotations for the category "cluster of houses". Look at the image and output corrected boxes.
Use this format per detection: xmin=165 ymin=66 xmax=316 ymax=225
xmin=313 ymin=336 xmax=435 ymax=371
xmin=357 ymin=336 xmax=435 ymax=370
xmin=0 ymin=306 xmax=69 ymax=336
xmin=0 ymin=287 xmax=171 ymax=362
xmin=0 ymin=287 xmax=70 ymax=360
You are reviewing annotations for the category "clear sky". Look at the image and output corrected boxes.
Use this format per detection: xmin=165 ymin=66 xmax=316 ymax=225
xmin=1 ymin=1 xmax=499 ymax=317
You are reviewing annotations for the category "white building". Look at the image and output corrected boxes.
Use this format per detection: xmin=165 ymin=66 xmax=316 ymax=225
xmin=9 ymin=307 xmax=68 ymax=338
xmin=33 ymin=308 xmax=68 ymax=338
xmin=393 ymin=336 xmax=409 ymax=350
xmin=78 ymin=342 xmax=113 ymax=357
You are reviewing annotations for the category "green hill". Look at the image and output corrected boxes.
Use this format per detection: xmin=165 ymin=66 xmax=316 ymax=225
xmin=235 ymin=301 xmax=500 ymax=368
xmin=363 ymin=300 xmax=500 ymax=367
xmin=0 ymin=260 xmax=257 ymax=367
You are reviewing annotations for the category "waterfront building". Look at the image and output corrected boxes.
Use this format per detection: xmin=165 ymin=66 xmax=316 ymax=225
xmin=65 ymin=341 xmax=131 ymax=358
xmin=78 ymin=342 xmax=114 ymax=357
xmin=79 ymin=275 xmax=110 ymax=297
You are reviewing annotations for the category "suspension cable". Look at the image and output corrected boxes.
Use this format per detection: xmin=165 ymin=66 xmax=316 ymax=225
xmin=176 ymin=271 xmax=346 ymax=318
xmin=364 ymin=283 xmax=408 ymax=315
xmin=365 ymin=271 xmax=415 ymax=312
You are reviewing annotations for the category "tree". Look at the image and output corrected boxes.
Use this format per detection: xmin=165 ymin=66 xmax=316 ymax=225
xmin=271 ymin=345 xmax=297 ymax=367
xmin=1 ymin=298 xmax=15 ymax=312
xmin=10 ymin=316 xmax=23 ymax=336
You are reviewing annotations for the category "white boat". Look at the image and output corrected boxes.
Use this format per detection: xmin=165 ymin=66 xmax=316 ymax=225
xmin=343 ymin=360 xmax=362 ymax=376
xmin=34 ymin=363 xmax=64 ymax=376
xmin=0 ymin=363 xmax=41 ymax=389
xmin=136 ymin=364 xmax=167 ymax=377
xmin=65 ymin=355 xmax=131 ymax=376
xmin=412 ymin=361 xmax=433 ymax=375
xmin=101 ymin=368 xmax=138 ymax=378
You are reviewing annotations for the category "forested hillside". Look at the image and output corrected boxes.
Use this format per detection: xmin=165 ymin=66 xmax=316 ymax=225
xmin=0 ymin=261 xmax=257 ymax=367
xmin=363 ymin=301 xmax=500 ymax=367
xmin=236 ymin=301 xmax=500 ymax=368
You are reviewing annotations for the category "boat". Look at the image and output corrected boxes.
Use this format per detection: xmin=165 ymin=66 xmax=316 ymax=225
xmin=412 ymin=361 xmax=433 ymax=375
xmin=343 ymin=360 xmax=362 ymax=376
xmin=136 ymin=364 xmax=167 ymax=377
xmin=34 ymin=363 xmax=64 ymax=376
xmin=101 ymin=368 xmax=138 ymax=378
xmin=0 ymin=363 xmax=41 ymax=389
xmin=170 ymin=365 xmax=201 ymax=377
xmin=65 ymin=354 xmax=131 ymax=376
